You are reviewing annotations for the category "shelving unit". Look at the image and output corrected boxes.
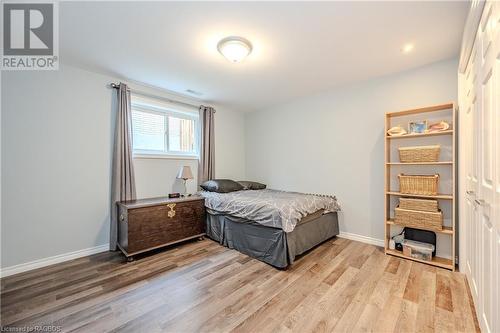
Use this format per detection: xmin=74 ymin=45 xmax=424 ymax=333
xmin=384 ymin=103 xmax=456 ymax=271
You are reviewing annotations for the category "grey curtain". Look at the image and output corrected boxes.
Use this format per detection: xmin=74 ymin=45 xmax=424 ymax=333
xmin=198 ymin=105 xmax=216 ymax=186
xmin=110 ymin=83 xmax=136 ymax=250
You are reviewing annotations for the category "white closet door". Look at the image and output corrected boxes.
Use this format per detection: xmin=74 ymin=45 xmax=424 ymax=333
xmin=479 ymin=2 xmax=499 ymax=332
xmin=492 ymin=1 xmax=500 ymax=331
xmin=460 ymin=1 xmax=499 ymax=332
xmin=479 ymin=3 xmax=498 ymax=333
xmin=464 ymin=43 xmax=481 ymax=302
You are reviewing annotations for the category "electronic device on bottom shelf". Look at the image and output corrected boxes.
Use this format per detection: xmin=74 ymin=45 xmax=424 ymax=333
xmin=390 ymin=227 xmax=437 ymax=262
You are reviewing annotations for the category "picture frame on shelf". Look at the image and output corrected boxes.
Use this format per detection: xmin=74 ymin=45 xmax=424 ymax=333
xmin=408 ymin=120 xmax=428 ymax=134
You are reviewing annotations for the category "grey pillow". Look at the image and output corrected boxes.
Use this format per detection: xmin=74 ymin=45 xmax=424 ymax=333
xmin=200 ymin=179 xmax=244 ymax=193
xmin=237 ymin=181 xmax=267 ymax=190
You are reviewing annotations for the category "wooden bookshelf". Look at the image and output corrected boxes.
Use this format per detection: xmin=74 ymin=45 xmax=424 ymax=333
xmin=384 ymin=103 xmax=456 ymax=271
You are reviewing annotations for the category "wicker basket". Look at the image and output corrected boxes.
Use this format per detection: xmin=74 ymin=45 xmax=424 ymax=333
xmin=394 ymin=207 xmax=443 ymax=231
xmin=399 ymin=145 xmax=440 ymax=163
xmin=398 ymin=174 xmax=439 ymax=195
xmin=399 ymin=198 xmax=438 ymax=212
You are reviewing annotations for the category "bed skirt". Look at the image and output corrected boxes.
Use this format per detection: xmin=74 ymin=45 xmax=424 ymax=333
xmin=205 ymin=211 xmax=339 ymax=268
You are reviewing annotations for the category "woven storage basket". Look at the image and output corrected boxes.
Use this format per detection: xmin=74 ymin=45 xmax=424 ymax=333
xmin=399 ymin=198 xmax=438 ymax=212
xmin=399 ymin=145 xmax=440 ymax=163
xmin=398 ymin=174 xmax=439 ymax=195
xmin=394 ymin=207 xmax=443 ymax=231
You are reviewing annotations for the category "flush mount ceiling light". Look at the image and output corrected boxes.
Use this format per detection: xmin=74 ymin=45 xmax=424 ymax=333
xmin=401 ymin=43 xmax=414 ymax=54
xmin=217 ymin=36 xmax=253 ymax=63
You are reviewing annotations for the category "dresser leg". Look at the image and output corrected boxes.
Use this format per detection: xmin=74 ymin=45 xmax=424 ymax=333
xmin=198 ymin=236 xmax=205 ymax=241
xmin=127 ymin=256 xmax=134 ymax=262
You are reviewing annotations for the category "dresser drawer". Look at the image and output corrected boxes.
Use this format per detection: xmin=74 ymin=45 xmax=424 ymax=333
xmin=118 ymin=197 xmax=205 ymax=255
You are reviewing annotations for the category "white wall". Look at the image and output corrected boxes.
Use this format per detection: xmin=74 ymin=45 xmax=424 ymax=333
xmin=245 ymin=58 xmax=458 ymax=244
xmin=1 ymin=64 xmax=245 ymax=269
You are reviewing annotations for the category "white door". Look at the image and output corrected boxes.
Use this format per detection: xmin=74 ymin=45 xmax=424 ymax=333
xmin=463 ymin=42 xmax=480 ymax=302
xmin=493 ymin=3 xmax=500 ymax=331
xmin=460 ymin=1 xmax=500 ymax=332
xmin=478 ymin=3 xmax=498 ymax=332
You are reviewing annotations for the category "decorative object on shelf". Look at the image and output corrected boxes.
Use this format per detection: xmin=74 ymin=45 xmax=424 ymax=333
xmin=168 ymin=192 xmax=181 ymax=199
xmin=177 ymin=166 xmax=194 ymax=197
xmin=427 ymin=120 xmax=450 ymax=132
xmin=408 ymin=120 xmax=428 ymax=134
xmin=398 ymin=174 xmax=439 ymax=195
xmin=387 ymin=125 xmax=407 ymax=136
xmin=398 ymin=145 xmax=440 ymax=163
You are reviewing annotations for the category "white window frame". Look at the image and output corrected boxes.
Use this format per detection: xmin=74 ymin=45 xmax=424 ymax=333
xmin=131 ymin=95 xmax=200 ymax=159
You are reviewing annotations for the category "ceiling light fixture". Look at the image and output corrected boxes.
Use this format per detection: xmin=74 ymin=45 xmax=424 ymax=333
xmin=401 ymin=43 xmax=414 ymax=54
xmin=217 ymin=36 xmax=253 ymax=63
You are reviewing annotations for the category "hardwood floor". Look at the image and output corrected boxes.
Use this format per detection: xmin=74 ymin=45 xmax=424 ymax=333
xmin=0 ymin=238 xmax=479 ymax=333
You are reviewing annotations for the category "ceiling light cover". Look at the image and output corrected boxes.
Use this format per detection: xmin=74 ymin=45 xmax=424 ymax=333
xmin=402 ymin=43 xmax=414 ymax=54
xmin=217 ymin=36 xmax=253 ymax=63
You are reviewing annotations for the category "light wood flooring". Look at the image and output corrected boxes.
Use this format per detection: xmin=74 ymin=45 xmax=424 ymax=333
xmin=0 ymin=237 xmax=479 ymax=333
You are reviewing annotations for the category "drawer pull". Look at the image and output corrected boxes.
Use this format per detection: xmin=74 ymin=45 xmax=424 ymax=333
xmin=167 ymin=203 xmax=176 ymax=218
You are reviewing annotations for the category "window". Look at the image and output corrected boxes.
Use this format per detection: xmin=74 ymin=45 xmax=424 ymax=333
xmin=131 ymin=95 xmax=199 ymax=158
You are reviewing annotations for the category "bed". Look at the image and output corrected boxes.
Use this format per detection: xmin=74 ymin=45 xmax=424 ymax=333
xmin=200 ymin=188 xmax=341 ymax=268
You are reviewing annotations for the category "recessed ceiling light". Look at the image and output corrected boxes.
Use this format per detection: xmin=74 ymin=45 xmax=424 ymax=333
xmin=402 ymin=43 xmax=414 ymax=54
xmin=217 ymin=36 xmax=252 ymax=63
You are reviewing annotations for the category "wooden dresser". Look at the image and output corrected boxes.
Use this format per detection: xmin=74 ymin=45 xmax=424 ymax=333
xmin=117 ymin=196 xmax=206 ymax=260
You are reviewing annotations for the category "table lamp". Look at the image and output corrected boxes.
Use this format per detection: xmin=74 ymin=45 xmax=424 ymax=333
xmin=176 ymin=166 xmax=194 ymax=196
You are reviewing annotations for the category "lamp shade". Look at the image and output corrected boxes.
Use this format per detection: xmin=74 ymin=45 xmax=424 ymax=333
xmin=177 ymin=166 xmax=194 ymax=180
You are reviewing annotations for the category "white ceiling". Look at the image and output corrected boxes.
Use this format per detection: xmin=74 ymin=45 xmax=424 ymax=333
xmin=60 ymin=1 xmax=469 ymax=112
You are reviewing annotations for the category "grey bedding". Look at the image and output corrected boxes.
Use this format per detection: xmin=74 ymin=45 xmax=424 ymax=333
xmin=200 ymin=189 xmax=341 ymax=232
xmin=206 ymin=211 xmax=339 ymax=268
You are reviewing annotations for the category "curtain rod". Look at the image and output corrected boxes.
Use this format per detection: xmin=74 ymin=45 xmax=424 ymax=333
xmin=109 ymin=82 xmax=203 ymax=110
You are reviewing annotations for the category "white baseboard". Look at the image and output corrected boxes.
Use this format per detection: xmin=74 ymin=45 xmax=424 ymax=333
xmin=0 ymin=244 xmax=109 ymax=278
xmin=338 ymin=231 xmax=385 ymax=247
